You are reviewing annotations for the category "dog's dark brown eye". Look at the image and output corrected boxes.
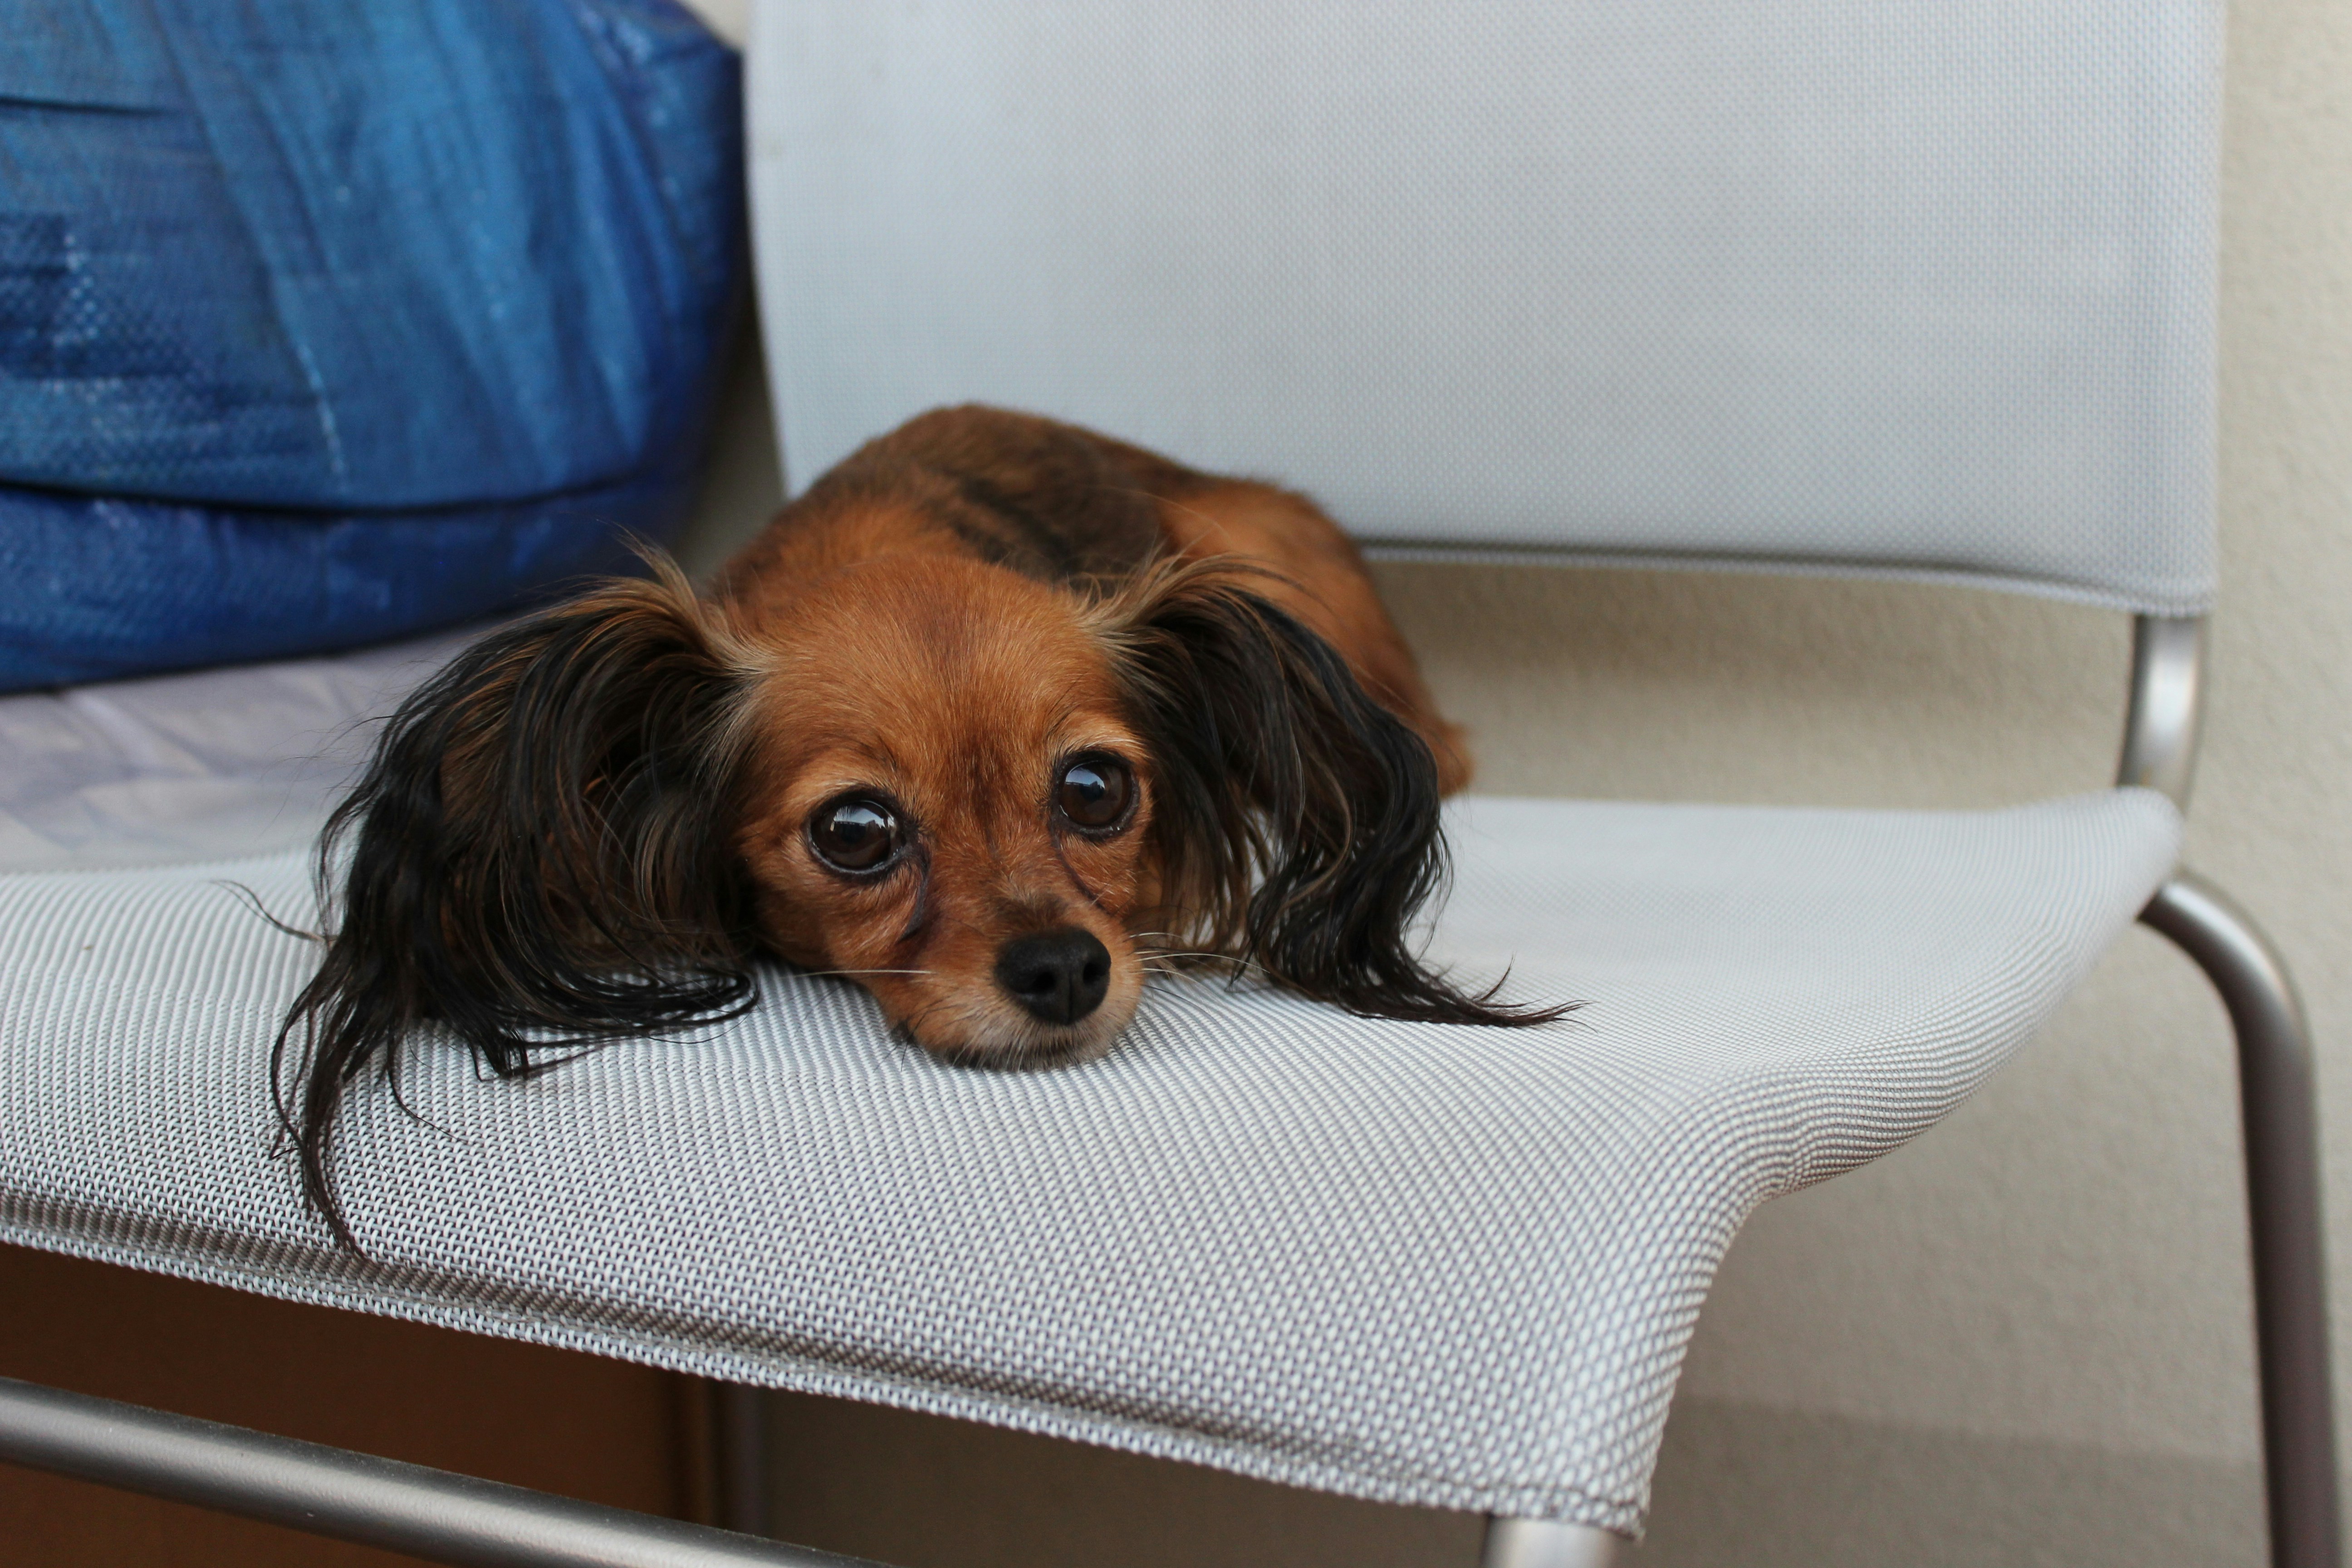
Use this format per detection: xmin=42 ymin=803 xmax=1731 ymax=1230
xmin=809 ymin=796 xmax=903 ymax=874
xmin=1056 ymin=757 xmax=1133 ymax=832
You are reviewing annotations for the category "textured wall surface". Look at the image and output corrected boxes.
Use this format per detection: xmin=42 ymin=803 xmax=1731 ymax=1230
xmin=676 ymin=0 xmax=2349 ymax=1561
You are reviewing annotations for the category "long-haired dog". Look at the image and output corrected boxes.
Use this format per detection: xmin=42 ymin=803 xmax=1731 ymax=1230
xmin=279 ymin=406 xmax=1558 ymax=1245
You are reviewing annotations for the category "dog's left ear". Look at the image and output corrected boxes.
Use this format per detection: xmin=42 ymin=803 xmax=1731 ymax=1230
xmin=276 ymin=558 xmax=766 ymax=1246
xmin=1098 ymin=560 xmax=1555 ymax=1026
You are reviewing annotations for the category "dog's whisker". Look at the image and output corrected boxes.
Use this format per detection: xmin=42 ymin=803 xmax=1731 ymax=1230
xmin=1134 ymin=947 xmax=1278 ymax=980
xmin=216 ymin=880 xmax=324 ymax=943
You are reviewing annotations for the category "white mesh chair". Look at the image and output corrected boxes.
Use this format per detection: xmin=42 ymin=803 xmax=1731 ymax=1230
xmin=0 ymin=3 xmax=2334 ymax=1568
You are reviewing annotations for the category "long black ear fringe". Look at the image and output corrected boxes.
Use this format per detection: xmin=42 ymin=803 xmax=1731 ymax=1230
xmin=1113 ymin=568 xmax=1570 ymax=1029
xmin=274 ymin=570 xmax=762 ymax=1250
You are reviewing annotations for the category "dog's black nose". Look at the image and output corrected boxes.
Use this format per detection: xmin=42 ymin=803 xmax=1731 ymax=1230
xmin=995 ymin=928 xmax=1112 ymax=1025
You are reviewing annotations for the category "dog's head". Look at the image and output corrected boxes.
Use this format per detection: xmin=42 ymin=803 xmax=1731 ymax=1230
xmin=279 ymin=550 xmax=1535 ymax=1244
xmin=733 ymin=552 xmax=1157 ymax=1065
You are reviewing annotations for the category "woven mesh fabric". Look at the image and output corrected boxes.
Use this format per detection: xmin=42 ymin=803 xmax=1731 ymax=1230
xmin=0 ymin=786 xmax=2179 ymax=1530
xmin=752 ymin=0 xmax=2220 ymax=613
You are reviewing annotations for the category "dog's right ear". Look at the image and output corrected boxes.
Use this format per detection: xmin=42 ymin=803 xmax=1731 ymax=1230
xmin=1094 ymin=557 xmax=1568 ymax=1031
xmin=275 ymin=558 xmax=765 ymax=1248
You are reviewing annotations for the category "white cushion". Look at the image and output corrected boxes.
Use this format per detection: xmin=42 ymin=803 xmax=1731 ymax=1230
xmin=0 ymin=631 xmax=466 ymax=873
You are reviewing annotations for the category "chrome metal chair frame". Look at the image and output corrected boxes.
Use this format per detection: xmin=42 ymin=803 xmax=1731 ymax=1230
xmin=2121 ymin=616 xmax=2342 ymax=1568
xmin=1 ymin=612 xmax=2332 ymax=1568
xmin=0 ymin=1374 xmax=860 ymax=1568
xmin=1478 ymin=614 xmax=2340 ymax=1568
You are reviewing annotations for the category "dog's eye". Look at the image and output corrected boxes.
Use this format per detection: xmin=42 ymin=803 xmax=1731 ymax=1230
xmin=809 ymin=796 xmax=903 ymax=874
xmin=1056 ymin=757 xmax=1134 ymax=833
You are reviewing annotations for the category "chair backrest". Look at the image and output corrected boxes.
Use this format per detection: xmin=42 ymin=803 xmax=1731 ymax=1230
xmin=749 ymin=0 xmax=2220 ymax=615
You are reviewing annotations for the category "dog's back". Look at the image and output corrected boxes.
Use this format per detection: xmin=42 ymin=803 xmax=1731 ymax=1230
xmin=713 ymin=405 xmax=1468 ymax=791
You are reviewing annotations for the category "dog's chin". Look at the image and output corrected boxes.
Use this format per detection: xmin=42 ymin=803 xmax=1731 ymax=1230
xmin=898 ymin=994 xmax=1137 ymax=1073
xmin=931 ymin=1031 xmax=1107 ymax=1072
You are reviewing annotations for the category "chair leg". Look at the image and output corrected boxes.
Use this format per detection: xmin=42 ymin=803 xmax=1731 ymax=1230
xmin=1482 ymin=1517 xmax=1623 ymax=1567
xmin=2143 ymin=872 xmax=2343 ymax=1568
xmin=714 ymin=1382 xmax=775 ymax=1539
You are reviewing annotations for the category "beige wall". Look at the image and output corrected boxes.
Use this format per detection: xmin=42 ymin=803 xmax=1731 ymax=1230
xmin=676 ymin=0 xmax=2352 ymax=1561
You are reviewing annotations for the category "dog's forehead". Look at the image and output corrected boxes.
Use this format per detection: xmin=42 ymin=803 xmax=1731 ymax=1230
xmin=775 ymin=554 xmax=1109 ymax=691
xmin=750 ymin=554 xmax=1130 ymax=771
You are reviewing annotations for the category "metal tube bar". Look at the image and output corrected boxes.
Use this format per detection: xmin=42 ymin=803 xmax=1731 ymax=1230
xmin=0 ymin=1375 xmax=879 ymax=1568
xmin=714 ymin=1382 xmax=774 ymax=1539
xmin=1481 ymin=1516 xmax=1624 ymax=1568
xmin=2116 ymin=614 xmax=2207 ymax=808
xmin=2142 ymin=874 xmax=2342 ymax=1568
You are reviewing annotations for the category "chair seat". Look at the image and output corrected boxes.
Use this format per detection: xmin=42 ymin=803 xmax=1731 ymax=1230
xmin=0 ymin=639 xmax=2180 ymax=1533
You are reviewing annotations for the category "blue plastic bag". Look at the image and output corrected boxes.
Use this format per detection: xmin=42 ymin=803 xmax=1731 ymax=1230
xmin=0 ymin=0 xmax=745 ymax=688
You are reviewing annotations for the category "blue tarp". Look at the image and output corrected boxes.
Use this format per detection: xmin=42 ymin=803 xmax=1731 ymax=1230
xmin=0 ymin=0 xmax=745 ymax=688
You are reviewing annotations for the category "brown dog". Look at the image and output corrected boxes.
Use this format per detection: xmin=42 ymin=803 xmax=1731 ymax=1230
xmin=280 ymin=407 xmax=1549 ymax=1245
